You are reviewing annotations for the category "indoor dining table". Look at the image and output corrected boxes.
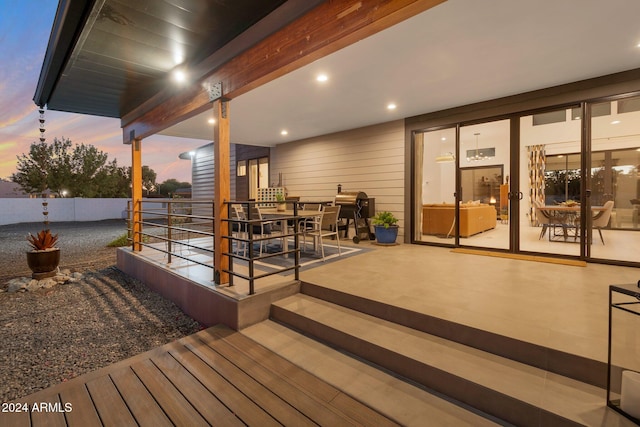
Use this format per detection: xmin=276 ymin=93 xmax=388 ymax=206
xmin=535 ymin=204 xmax=607 ymax=242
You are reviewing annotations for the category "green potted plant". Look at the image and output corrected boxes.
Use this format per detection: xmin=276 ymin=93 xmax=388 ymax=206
xmin=275 ymin=193 xmax=286 ymax=212
xmin=372 ymin=211 xmax=399 ymax=244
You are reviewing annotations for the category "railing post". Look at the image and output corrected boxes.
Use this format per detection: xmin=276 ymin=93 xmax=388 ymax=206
xmin=247 ymin=203 xmax=255 ymax=295
xmin=227 ymin=201 xmax=234 ymax=287
xmin=167 ymin=200 xmax=172 ymax=264
xmin=294 ymin=202 xmax=300 ymax=281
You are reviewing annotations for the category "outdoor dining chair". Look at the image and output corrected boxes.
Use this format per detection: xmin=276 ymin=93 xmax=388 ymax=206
xmin=302 ymin=205 xmax=341 ymax=261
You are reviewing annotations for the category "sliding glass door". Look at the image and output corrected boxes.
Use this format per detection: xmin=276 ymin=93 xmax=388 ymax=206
xmin=411 ymin=92 xmax=640 ymax=267
xmin=413 ymin=120 xmax=510 ymax=249
xmin=518 ymin=107 xmax=582 ymax=256
xmin=458 ymin=120 xmax=510 ymax=250
xmin=588 ymin=97 xmax=640 ymax=263
xmin=414 ymin=127 xmax=457 ymax=244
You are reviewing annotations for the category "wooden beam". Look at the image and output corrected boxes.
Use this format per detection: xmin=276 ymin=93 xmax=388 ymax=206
xmin=122 ymin=0 xmax=446 ymax=140
xmin=213 ymin=99 xmax=230 ymax=284
xmin=131 ymin=138 xmax=143 ymax=251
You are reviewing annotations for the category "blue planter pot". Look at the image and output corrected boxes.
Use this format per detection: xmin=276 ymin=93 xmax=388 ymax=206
xmin=374 ymin=225 xmax=398 ymax=244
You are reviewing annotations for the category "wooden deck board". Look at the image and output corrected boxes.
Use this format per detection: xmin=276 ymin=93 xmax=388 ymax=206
xmin=209 ymin=326 xmax=401 ymax=427
xmin=85 ymin=375 xmax=137 ymax=426
xmin=181 ymin=334 xmax=316 ymax=426
xmin=109 ymin=367 xmax=172 ymax=427
xmin=197 ymin=328 xmax=361 ymax=426
xmin=130 ymin=359 xmax=208 ymax=426
xmin=0 ymin=407 xmax=30 ymax=427
xmin=2 ymin=325 xmax=399 ymax=427
xmin=167 ymin=342 xmax=282 ymax=427
xmin=211 ymin=326 xmax=341 ymax=402
xmin=59 ymin=385 xmax=101 ymax=427
xmin=30 ymin=394 xmax=66 ymax=427
xmin=150 ymin=351 xmax=244 ymax=426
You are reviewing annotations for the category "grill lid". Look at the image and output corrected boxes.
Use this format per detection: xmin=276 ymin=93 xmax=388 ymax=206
xmin=335 ymin=191 xmax=368 ymax=205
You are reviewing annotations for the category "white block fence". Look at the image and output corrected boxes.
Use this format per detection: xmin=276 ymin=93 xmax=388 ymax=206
xmin=0 ymin=198 xmax=129 ymax=226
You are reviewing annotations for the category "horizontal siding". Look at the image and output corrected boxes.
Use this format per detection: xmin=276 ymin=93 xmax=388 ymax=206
xmin=191 ymin=143 xmax=237 ymax=202
xmin=271 ymin=120 xmax=405 ymax=236
xmin=192 ymin=146 xmax=214 ymax=200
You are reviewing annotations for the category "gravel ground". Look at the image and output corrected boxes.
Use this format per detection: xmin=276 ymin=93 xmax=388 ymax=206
xmin=0 ymin=220 xmax=202 ymax=402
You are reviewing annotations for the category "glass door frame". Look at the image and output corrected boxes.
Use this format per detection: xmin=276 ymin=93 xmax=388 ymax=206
xmin=407 ymin=79 xmax=640 ymax=268
xmin=583 ymin=93 xmax=640 ymax=265
xmin=410 ymin=125 xmax=460 ymax=246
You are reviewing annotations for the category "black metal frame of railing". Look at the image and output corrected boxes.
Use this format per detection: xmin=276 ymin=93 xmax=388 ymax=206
xmin=223 ymin=200 xmax=301 ymax=295
xmin=127 ymin=198 xmax=214 ymax=267
xmin=126 ymin=198 xmax=302 ymax=295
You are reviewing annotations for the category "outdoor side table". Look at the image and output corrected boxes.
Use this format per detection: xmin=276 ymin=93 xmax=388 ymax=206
xmin=608 ymin=282 xmax=640 ymax=425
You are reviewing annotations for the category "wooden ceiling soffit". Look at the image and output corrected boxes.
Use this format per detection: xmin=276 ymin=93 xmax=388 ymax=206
xmin=122 ymin=0 xmax=446 ymax=142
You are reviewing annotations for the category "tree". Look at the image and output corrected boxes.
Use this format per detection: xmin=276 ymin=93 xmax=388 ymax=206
xmin=127 ymin=165 xmax=157 ymax=195
xmin=94 ymin=160 xmax=130 ymax=197
xmin=142 ymin=166 xmax=157 ymax=195
xmin=158 ymin=178 xmax=192 ymax=197
xmin=11 ymin=138 xmax=157 ymax=198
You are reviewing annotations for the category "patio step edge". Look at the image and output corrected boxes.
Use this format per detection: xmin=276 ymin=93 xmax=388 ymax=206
xmin=270 ymin=293 xmax=634 ymax=427
xmin=300 ymin=281 xmax=605 ymax=388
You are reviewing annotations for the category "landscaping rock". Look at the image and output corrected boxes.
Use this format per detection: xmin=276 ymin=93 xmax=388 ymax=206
xmin=3 ymin=271 xmax=84 ymax=293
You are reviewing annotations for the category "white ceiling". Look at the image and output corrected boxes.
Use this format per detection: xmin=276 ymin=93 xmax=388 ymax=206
xmin=160 ymin=0 xmax=640 ymax=148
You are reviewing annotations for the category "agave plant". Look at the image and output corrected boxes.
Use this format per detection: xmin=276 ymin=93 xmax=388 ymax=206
xmin=27 ymin=229 xmax=59 ymax=251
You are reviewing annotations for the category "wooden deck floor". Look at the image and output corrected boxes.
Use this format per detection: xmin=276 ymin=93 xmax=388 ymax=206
xmin=1 ymin=326 xmax=399 ymax=427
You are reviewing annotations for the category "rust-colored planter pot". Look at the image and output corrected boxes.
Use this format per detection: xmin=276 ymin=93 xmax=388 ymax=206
xmin=26 ymin=248 xmax=60 ymax=279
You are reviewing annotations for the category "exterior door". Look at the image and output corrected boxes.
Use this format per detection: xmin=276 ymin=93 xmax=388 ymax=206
xmin=518 ymin=107 xmax=582 ymax=257
xmin=587 ymin=97 xmax=640 ymax=263
xmin=458 ymin=120 xmax=510 ymax=250
xmin=414 ymin=127 xmax=457 ymax=244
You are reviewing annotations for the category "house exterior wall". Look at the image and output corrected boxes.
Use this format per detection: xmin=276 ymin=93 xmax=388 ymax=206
xmin=190 ymin=142 xmax=237 ymax=202
xmin=270 ymin=120 xmax=405 ymax=238
xmin=191 ymin=143 xmax=215 ymax=200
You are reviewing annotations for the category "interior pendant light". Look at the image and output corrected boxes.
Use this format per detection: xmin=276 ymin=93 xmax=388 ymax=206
xmin=467 ymin=132 xmax=489 ymax=162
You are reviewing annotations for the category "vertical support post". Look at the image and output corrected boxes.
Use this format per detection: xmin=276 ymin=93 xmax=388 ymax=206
xmin=213 ymin=98 xmax=230 ymax=284
xmin=167 ymin=200 xmax=172 ymax=263
xmin=131 ymin=137 xmax=143 ymax=251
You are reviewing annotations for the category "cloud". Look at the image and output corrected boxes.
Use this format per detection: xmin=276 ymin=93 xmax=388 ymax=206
xmin=0 ymin=1 xmax=204 ymax=185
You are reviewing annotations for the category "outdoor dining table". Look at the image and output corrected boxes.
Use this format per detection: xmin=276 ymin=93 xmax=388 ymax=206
xmin=258 ymin=208 xmax=323 ymax=253
xmin=535 ymin=204 xmax=607 ymax=242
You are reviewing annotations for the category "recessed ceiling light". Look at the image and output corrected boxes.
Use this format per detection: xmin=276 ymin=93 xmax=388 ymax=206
xmin=387 ymin=103 xmax=397 ymax=110
xmin=172 ymin=68 xmax=187 ymax=83
xmin=281 ymin=130 xmax=288 ymax=136
xmin=208 ymin=118 xmax=215 ymax=125
xmin=316 ymin=74 xmax=328 ymax=82
xmin=611 ymin=120 xmax=621 ymax=124
xmin=441 ymin=137 xmax=447 ymax=141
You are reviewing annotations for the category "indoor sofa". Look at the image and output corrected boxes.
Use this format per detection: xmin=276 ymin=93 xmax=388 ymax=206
xmin=422 ymin=203 xmax=497 ymax=237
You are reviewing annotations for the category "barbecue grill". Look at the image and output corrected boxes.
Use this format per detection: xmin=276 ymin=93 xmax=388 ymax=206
xmin=335 ymin=190 xmax=375 ymax=243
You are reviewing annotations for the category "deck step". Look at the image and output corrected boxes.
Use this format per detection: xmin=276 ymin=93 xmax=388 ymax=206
xmin=269 ymin=293 xmax=636 ymax=427
xmin=242 ymin=320 xmax=502 ymax=426
xmin=3 ymin=325 xmax=399 ymax=427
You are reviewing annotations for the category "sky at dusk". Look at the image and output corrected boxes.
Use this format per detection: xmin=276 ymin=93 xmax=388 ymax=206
xmin=0 ymin=0 xmax=202 ymax=184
